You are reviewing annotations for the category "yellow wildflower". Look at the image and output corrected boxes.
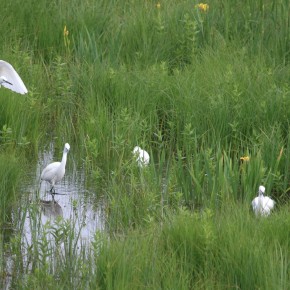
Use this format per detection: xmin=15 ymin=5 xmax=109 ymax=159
xmin=156 ymin=3 xmax=161 ymax=9
xmin=196 ymin=3 xmax=209 ymax=12
xmin=240 ymin=156 xmax=250 ymax=162
xmin=63 ymin=25 xmax=70 ymax=51
xmin=64 ymin=25 xmax=69 ymax=36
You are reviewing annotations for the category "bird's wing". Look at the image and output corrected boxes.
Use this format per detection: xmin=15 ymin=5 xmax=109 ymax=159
xmin=0 ymin=60 xmax=28 ymax=94
xmin=41 ymin=162 xmax=61 ymax=181
xmin=263 ymin=196 xmax=275 ymax=210
xmin=137 ymin=150 xmax=149 ymax=165
xmin=251 ymin=197 xmax=259 ymax=210
xmin=143 ymin=151 xmax=150 ymax=163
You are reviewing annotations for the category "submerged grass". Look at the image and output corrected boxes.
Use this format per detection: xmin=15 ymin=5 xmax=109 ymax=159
xmin=0 ymin=0 xmax=290 ymax=288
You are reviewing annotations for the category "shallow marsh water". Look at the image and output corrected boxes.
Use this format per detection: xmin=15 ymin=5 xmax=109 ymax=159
xmin=3 ymin=144 xmax=106 ymax=289
xmin=25 ymin=143 xmax=105 ymax=243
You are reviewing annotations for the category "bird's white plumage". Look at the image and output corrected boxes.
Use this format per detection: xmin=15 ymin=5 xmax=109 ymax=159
xmin=133 ymin=146 xmax=150 ymax=167
xmin=0 ymin=60 xmax=28 ymax=94
xmin=252 ymin=185 xmax=275 ymax=216
xmin=41 ymin=161 xmax=62 ymax=183
xmin=41 ymin=143 xmax=70 ymax=194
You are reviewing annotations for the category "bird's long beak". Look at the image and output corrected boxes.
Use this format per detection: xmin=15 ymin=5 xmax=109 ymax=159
xmin=3 ymin=79 xmax=13 ymax=85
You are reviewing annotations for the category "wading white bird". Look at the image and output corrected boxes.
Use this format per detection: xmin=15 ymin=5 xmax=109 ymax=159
xmin=252 ymin=185 xmax=275 ymax=216
xmin=133 ymin=146 xmax=150 ymax=167
xmin=41 ymin=143 xmax=70 ymax=196
xmin=0 ymin=60 xmax=28 ymax=94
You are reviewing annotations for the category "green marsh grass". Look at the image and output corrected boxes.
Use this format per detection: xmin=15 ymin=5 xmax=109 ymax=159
xmin=0 ymin=154 xmax=22 ymax=225
xmin=94 ymin=205 xmax=290 ymax=289
xmin=1 ymin=0 xmax=290 ymax=288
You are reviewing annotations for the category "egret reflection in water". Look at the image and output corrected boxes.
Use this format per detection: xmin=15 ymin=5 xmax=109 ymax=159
xmin=40 ymin=199 xmax=63 ymax=219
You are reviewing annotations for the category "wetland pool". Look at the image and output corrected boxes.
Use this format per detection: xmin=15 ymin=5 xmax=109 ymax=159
xmin=3 ymin=143 xmax=106 ymax=289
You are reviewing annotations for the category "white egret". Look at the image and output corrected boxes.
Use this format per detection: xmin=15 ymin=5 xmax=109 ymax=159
xmin=252 ymin=185 xmax=275 ymax=216
xmin=41 ymin=143 xmax=70 ymax=196
xmin=133 ymin=146 xmax=150 ymax=167
xmin=0 ymin=60 xmax=28 ymax=94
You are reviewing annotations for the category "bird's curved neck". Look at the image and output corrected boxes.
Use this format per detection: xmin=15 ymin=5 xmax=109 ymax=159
xmin=61 ymin=151 xmax=68 ymax=166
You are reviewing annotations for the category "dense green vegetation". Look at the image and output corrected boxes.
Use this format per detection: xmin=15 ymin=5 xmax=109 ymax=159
xmin=0 ymin=0 xmax=290 ymax=288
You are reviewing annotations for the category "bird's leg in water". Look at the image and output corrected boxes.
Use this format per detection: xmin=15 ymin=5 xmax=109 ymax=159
xmin=49 ymin=187 xmax=56 ymax=200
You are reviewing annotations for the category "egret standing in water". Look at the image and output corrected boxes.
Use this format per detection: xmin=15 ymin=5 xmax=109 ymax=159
xmin=252 ymin=185 xmax=275 ymax=216
xmin=41 ymin=143 xmax=70 ymax=197
xmin=133 ymin=146 xmax=150 ymax=167
xmin=0 ymin=60 xmax=28 ymax=94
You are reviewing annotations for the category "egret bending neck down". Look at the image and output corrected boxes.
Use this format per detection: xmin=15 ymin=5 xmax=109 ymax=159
xmin=133 ymin=146 xmax=150 ymax=168
xmin=41 ymin=143 xmax=70 ymax=198
xmin=251 ymin=185 xmax=275 ymax=217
